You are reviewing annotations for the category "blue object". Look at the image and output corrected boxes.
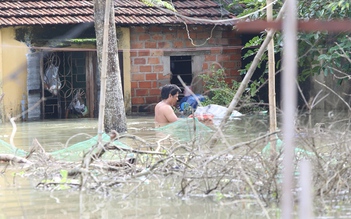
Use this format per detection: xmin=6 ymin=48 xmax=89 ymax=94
xmin=179 ymin=94 xmax=205 ymax=111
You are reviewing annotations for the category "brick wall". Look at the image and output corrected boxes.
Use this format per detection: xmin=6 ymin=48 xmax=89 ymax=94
xmin=130 ymin=25 xmax=242 ymax=113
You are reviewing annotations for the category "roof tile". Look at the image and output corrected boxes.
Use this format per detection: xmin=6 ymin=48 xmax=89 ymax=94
xmin=0 ymin=0 xmax=235 ymax=27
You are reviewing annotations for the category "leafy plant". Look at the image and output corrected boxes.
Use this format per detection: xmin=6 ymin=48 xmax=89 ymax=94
xmin=199 ymin=65 xmax=263 ymax=113
xmin=223 ymin=0 xmax=351 ymax=84
xmin=200 ymin=67 xmax=234 ymax=106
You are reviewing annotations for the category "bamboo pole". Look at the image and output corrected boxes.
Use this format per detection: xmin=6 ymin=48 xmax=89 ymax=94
xmin=281 ymin=0 xmax=298 ymax=217
xmin=213 ymin=3 xmax=286 ymax=134
xmin=97 ymin=0 xmax=112 ymax=142
xmin=267 ymin=0 xmax=277 ymax=156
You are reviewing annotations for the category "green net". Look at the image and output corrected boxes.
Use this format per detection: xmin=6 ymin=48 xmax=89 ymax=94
xmin=49 ymin=133 xmax=133 ymax=162
xmin=0 ymin=133 xmax=133 ymax=162
xmin=0 ymin=139 xmax=27 ymax=157
xmin=155 ymin=118 xmax=214 ymax=142
xmin=0 ymin=119 xmax=213 ymax=162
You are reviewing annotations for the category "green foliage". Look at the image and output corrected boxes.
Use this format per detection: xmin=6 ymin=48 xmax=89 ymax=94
xmin=140 ymin=0 xmax=176 ymax=11
xmin=200 ymin=67 xmax=234 ymax=107
xmin=199 ymin=65 xmax=261 ymax=113
xmin=223 ymin=0 xmax=351 ymax=85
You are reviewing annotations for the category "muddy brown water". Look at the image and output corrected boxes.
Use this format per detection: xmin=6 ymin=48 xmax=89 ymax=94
xmin=0 ymin=115 xmax=349 ymax=218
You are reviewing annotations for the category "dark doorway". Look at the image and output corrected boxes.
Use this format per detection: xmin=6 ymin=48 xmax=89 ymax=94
xmin=42 ymin=51 xmax=87 ymax=119
xmin=170 ymin=56 xmax=192 ymax=99
xmin=41 ymin=51 xmax=124 ymax=119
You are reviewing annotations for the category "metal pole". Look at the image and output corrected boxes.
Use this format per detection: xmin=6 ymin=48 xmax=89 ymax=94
xmin=299 ymin=159 xmax=314 ymax=219
xmin=281 ymin=0 xmax=297 ymax=218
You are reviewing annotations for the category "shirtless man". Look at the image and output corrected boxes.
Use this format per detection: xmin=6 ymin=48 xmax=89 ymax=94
xmin=154 ymin=84 xmax=181 ymax=127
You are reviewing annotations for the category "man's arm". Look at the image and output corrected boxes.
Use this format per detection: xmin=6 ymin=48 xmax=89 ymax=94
xmin=164 ymin=105 xmax=178 ymax=123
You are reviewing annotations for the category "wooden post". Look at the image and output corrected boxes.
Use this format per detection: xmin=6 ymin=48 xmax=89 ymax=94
xmin=267 ymin=0 xmax=277 ymax=156
xmin=86 ymin=52 xmax=95 ymax=118
xmin=39 ymin=53 xmax=45 ymax=119
xmin=97 ymin=0 xmax=112 ymax=141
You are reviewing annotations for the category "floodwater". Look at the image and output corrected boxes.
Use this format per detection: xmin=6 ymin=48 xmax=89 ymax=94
xmin=0 ymin=116 xmax=269 ymax=219
xmin=0 ymin=114 xmax=350 ymax=218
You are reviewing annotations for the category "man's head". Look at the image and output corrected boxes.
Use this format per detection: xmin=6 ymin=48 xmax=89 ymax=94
xmin=160 ymin=84 xmax=181 ymax=100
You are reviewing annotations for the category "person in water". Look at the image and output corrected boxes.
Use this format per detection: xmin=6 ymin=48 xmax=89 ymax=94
xmin=154 ymin=84 xmax=182 ymax=127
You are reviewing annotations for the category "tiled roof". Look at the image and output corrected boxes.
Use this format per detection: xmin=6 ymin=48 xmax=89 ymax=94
xmin=0 ymin=0 xmax=235 ymax=27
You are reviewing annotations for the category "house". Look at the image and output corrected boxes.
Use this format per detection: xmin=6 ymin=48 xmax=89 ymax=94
xmin=0 ymin=0 xmax=241 ymax=121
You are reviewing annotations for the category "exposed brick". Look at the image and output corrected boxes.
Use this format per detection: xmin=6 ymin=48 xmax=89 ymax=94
xmin=233 ymin=61 xmax=241 ymax=69
xmin=130 ymin=34 xmax=138 ymax=41
xmin=149 ymin=88 xmax=160 ymax=95
xmin=131 ymin=42 xmax=143 ymax=49
xmin=210 ymin=48 xmax=222 ymax=54
xmin=131 ymin=65 xmax=139 ymax=73
xmin=153 ymin=65 xmax=164 ymax=73
xmin=165 ymin=33 xmax=175 ymax=40
xmin=173 ymin=41 xmax=183 ymax=48
xmin=207 ymin=38 xmax=216 ymax=44
xmin=133 ymin=26 xmax=145 ymax=33
xmin=130 ymin=51 xmax=137 ymax=57
xmin=151 ymin=81 xmax=158 ymax=88
xmin=228 ymin=69 xmax=241 ymax=77
xmin=218 ymin=38 xmax=229 ymax=45
xmin=185 ymin=40 xmax=195 ymax=47
xmin=138 ymin=50 xmax=150 ymax=56
xmin=222 ymin=61 xmax=236 ymax=68
xmin=230 ymin=54 xmax=242 ymax=60
xmin=202 ymin=62 xmax=208 ymax=69
xmin=145 ymin=41 xmax=157 ymax=48
xmin=222 ymin=29 xmax=236 ymax=38
xmin=217 ymin=54 xmax=230 ymax=62
xmin=148 ymin=57 xmax=160 ymax=64
xmin=132 ymin=73 xmax=145 ymax=81
xmin=134 ymin=58 xmax=146 ymax=65
xmin=224 ymin=78 xmax=233 ymax=84
xmin=145 ymin=96 xmax=159 ymax=104
xmin=187 ymin=32 xmax=196 ymax=39
xmin=152 ymin=34 xmax=164 ymax=40
xmin=145 ymin=73 xmax=157 ymax=80
xmin=205 ymin=55 xmax=216 ymax=62
xmin=139 ymin=34 xmax=150 ymax=41
xmin=136 ymin=88 xmax=149 ymax=96
xmin=196 ymin=32 xmax=211 ymax=39
xmin=139 ymin=81 xmax=152 ymax=88
xmin=131 ymin=81 xmax=138 ymax=89
xmin=195 ymin=26 xmax=204 ymax=32
xmin=149 ymin=26 xmax=163 ymax=32
xmin=223 ymin=48 xmax=238 ymax=54
xmin=158 ymin=41 xmax=171 ymax=48
xmin=132 ymin=97 xmax=145 ymax=104
xmin=151 ymin=50 xmax=163 ymax=56
xmin=140 ymin=65 xmax=152 ymax=73
xmin=157 ymin=73 xmax=171 ymax=80
xmin=229 ymin=38 xmax=242 ymax=45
